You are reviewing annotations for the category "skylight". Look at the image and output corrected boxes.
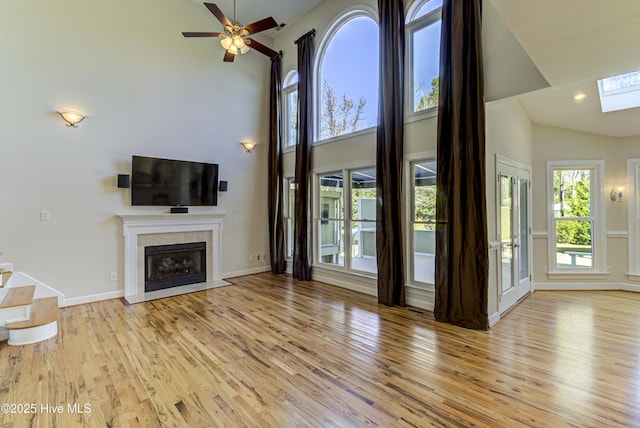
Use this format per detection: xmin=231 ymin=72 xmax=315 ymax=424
xmin=597 ymin=71 xmax=640 ymax=113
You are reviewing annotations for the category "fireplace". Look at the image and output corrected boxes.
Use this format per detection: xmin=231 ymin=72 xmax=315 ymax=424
xmin=144 ymin=242 xmax=206 ymax=292
xmin=119 ymin=213 xmax=230 ymax=304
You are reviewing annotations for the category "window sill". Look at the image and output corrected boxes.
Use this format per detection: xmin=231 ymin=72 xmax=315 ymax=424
xmin=313 ymin=126 xmax=376 ymax=147
xmin=626 ymin=273 xmax=640 ymax=282
xmin=546 ymin=270 xmax=610 ymax=280
xmin=405 ymin=106 xmax=438 ymax=124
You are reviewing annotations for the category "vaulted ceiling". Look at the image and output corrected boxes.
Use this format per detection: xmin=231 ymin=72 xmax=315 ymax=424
xmin=197 ymin=0 xmax=640 ymax=137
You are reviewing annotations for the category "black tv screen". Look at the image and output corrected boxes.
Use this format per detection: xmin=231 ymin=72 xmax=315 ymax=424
xmin=131 ymin=155 xmax=218 ymax=206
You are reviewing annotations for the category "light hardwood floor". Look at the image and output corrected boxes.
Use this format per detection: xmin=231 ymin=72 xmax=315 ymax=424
xmin=1 ymin=273 xmax=639 ymax=427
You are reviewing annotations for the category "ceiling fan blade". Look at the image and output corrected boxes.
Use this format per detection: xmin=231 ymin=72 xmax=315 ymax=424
xmin=205 ymin=3 xmax=232 ymax=28
xmin=243 ymin=17 xmax=278 ymax=35
xmin=247 ymin=38 xmax=278 ymax=59
xmin=223 ymin=50 xmax=236 ymax=62
xmin=182 ymin=32 xmax=222 ymax=37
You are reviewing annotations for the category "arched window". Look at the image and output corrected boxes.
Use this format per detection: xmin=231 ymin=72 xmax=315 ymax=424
xmin=282 ymin=70 xmax=298 ymax=148
xmin=406 ymin=0 xmax=443 ymax=114
xmin=316 ymin=9 xmax=379 ymax=141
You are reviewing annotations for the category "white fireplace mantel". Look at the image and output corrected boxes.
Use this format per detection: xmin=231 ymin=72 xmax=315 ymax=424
xmin=118 ymin=213 xmax=229 ymax=303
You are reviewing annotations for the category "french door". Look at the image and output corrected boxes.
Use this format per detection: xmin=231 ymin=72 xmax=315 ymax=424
xmin=497 ymin=159 xmax=532 ymax=314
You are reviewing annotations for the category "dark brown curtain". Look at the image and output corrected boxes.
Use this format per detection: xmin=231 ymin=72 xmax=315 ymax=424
xmin=434 ymin=0 xmax=489 ymax=330
xmin=292 ymin=30 xmax=315 ymax=281
xmin=268 ymin=53 xmax=287 ymax=274
xmin=376 ymin=0 xmax=405 ymax=306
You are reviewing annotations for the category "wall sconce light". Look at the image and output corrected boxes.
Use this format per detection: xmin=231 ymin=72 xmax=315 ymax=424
xmin=240 ymin=141 xmax=257 ymax=153
xmin=57 ymin=111 xmax=86 ymax=127
xmin=610 ymin=187 xmax=624 ymax=203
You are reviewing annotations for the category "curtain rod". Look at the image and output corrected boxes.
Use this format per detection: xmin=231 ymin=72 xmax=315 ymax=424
xmin=294 ymin=29 xmax=316 ymax=44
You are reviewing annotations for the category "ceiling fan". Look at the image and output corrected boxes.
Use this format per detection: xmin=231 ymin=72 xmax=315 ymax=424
xmin=182 ymin=2 xmax=279 ymax=62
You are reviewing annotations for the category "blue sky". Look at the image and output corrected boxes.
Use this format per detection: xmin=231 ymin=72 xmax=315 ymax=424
xmin=320 ymin=15 xmax=442 ymax=127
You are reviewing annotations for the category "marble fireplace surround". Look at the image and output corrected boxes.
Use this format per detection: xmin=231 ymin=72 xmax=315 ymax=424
xmin=119 ymin=213 xmax=230 ymax=304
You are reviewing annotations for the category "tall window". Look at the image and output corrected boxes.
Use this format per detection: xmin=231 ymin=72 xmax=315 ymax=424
xmin=547 ymin=161 xmax=606 ymax=273
xmin=285 ymin=178 xmax=296 ymax=259
xmin=315 ymin=167 xmax=377 ymax=275
xmin=319 ymin=173 xmax=344 ymax=266
xmin=317 ymin=9 xmax=379 ymax=141
xmin=406 ymin=0 xmax=442 ymax=114
xmin=350 ymin=169 xmax=377 ymax=274
xmin=282 ymin=71 xmax=298 ymax=148
xmin=411 ymin=160 xmax=436 ymax=286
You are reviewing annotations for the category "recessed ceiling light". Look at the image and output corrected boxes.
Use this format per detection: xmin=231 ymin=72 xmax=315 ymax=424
xmin=574 ymin=92 xmax=587 ymax=101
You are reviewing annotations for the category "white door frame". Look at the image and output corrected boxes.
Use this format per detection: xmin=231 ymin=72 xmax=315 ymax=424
xmin=496 ymin=155 xmax=532 ymax=314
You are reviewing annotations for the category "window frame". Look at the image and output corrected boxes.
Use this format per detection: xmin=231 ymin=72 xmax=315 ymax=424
xmin=282 ymin=70 xmax=298 ymax=150
xmin=405 ymin=0 xmax=443 ymax=120
xmin=627 ymin=158 xmax=640 ymax=278
xmin=546 ymin=160 xmax=607 ymax=274
xmin=313 ymin=164 xmax=378 ymax=277
xmin=316 ymin=171 xmax=345 ymax=267
xmin=313 ymin=6 xmax=379 ymax=144
xmin=284 ymin=177 xmax=296 ymax=260
xmin=408 ymin=158 xmax=437 ymax=289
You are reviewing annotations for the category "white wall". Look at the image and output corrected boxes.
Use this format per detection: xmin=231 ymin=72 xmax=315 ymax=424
xmin=485 ymin=100 xmax=533 ymax=318
xmin=531 ymin=124 xmax=639 ymax=289
xmin=0 ymin=0 xmax=271 ymax=300
xmin=272 ymin=0 xmax=534 ymax=316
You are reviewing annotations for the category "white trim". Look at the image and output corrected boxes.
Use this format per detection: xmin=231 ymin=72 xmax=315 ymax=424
xmin=488 ymin=312 xmax=501 ymax=328
xmin=405 ymin=106 xmax=438 ymax=124
xmin=405 ymin=157 xmax=437 ymax=288
xmin=607 ymin=230 xmax=628 ymax=238
xmin=627 ymin=158 xmax=640 ymax=274
xmin=405 ymin=0 xmax=442 ymax=116
xmin=532 ymin=230 xmax=548 ymax=238
xmin=311 ymin=266 xmax=377 ymax=296
xmin=63 ymin=290 xmax=124 ymax=307
xmin=496 ymin=154 xmax=531 ymax=171
xmin=313 ymin=126 xmax=376 ymax=147
xmin=8 ymin=321 xmax=58 ymax=346
xmin=314 ymin=160 xmax=378 ymax=176
xmin=496 ymin=157 xmax=533 ymax=315
xmin=534 ymin=282 xmax=640 ymax=292
xmin=223 ymin=266 xmax=271 ymax=279
xmin=118 ymin=213 xmax=227 ymax=304
xmin=546 ymin=271 xmax=610 ymax=279
xmin=405 ymin=285 xmax=434 ymax=311
xmin=313 ymin=5 xmax=379 ymax=143
xmin=546 ymin=160 xmax=607 ymax=274
xmin=282 ymin=69 xmax=298 ymax=149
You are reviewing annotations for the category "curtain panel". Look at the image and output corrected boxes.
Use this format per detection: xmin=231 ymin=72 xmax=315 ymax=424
xmin=268 ymin=53 xmax=287 ymax=274
xmin=376 ymin=0 xmax=405 ymax=306
xmin=434 ymin=0 xmax=489 ymax=330
xmin=292 ymin=30 xmax=315 ymax=281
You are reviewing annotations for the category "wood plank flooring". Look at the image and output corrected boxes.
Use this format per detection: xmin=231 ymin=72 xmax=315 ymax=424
xmin=1 ymin=273 xmax=639 ymax=427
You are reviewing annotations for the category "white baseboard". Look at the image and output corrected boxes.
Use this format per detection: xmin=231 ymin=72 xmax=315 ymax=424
xmin=63 ymin=290 xmax=124 ymax=307
xmin=534 ymin=282 xmax=640 ymax=292
xmin=405 ymin=285 xmax=434 ymax=311
xmin=223 ymin=266 xmax=271 ymax=279
xmin=488 ymin=312 xmax=500 ymax=327
xmin=311 ymin=268 xmax=377 ymax=296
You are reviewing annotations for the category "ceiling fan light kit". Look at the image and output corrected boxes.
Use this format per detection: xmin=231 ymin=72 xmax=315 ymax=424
xmin=183 ymin=2 xmax=279 ymax=62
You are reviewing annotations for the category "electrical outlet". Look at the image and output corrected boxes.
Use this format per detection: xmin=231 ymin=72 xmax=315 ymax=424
xmin=256 ymin=254 xmax=261 ymax=261
xmin=40 ymin=210 xmax=50 ymax=221
xmin=110 ymin=272 xmax=117 ymax=281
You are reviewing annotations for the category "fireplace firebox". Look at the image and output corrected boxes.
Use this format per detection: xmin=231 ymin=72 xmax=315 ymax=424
xmin=144 ymin=242 xmax=206 ymax=292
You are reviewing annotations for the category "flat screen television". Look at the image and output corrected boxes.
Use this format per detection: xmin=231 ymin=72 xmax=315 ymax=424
xmin=131 ymin=155 xmax=218 ymax=206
